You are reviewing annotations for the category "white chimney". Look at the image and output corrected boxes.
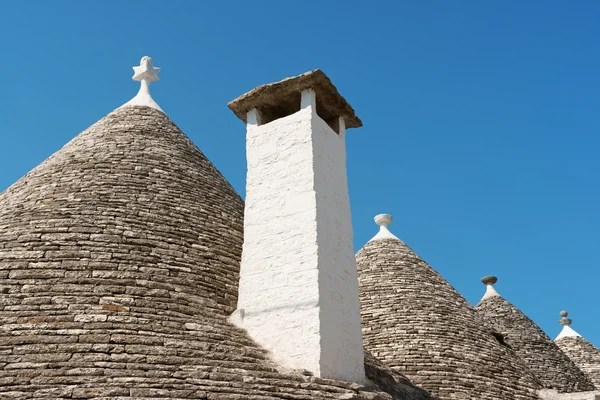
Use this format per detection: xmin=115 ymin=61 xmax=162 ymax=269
xmin=228 ymin=70 xmax=365 ymax=383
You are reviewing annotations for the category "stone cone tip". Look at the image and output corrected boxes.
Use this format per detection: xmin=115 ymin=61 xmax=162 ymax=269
xmin=120 ymin=56 xmax=164 ymax=113
xmin=480 ymin=275 xmax=501 ymax=301
xmin=369 ymin=214 xmax=400 ymax=242
xmin=556 ymin=310 xmax=582 ymax=340
xmin=481 ymin=276 xmax=498 ymax=285
xmin=559 ymin=310 xmax=572 ymax=326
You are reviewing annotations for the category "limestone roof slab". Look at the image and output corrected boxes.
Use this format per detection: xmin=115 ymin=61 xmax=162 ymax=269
xmin=228 ymin=69 xmax=362 ymax=128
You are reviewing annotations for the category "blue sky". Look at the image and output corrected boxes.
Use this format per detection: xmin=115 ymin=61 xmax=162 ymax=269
xmin=1 ymin=1 xmax=598 ymax=345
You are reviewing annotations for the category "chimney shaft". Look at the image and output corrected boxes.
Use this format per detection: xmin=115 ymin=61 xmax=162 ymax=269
xmin=228 ymin=70 xmax=365 ymax=383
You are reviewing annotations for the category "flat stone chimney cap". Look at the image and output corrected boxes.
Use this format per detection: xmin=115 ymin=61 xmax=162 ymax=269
xmin=228 ymin=69 xmax=362 ymax=128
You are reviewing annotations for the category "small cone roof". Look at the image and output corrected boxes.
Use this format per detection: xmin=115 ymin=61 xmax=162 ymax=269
xmin=555 ymin=311 xmax=600 ymax=388
xmin=476 ymin=279 xmax=596 ymax=393
xmin=356 ymin=215 xmax=542 ymax=400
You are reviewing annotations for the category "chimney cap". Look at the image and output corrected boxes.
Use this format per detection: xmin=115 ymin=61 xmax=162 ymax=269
xmin=228 ymin=69 xmax=362 ymax=129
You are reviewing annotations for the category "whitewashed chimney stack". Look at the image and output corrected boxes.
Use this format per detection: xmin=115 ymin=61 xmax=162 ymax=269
xmin=228 ymin=70 xmax=365 ymax=383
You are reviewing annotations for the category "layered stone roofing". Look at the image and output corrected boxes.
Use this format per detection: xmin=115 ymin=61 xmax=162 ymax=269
xmin=356 ymin=216 xmax=542 ymax=400
xmin=555 ymin=312 xmax=600 ymax=388
xmin=0 ymin=60 xmax=431 ymax=399
xmin=476 ymin=278 xmax=596 ymax=393
xmin=5 ymin=56 xmax=600 ymax=399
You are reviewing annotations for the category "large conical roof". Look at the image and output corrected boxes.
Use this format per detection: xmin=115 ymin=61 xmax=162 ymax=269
xmin=0 ymin=60 xmax=422 ymax=399
xmin=555 ymin=311 xmax=600 ymax=388
xmin=356 ymin=215 xmax=542 ymax=400
xmin=476 ymin=278 xmax=596 ymax=393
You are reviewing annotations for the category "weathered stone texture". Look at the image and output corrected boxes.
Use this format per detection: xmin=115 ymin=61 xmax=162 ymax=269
xmin=363 ymin=350 xmax=433 ymax=400
xmin=228 ymin=69 xmax=362 ymax=128
xmin=556 ymin=336 xmax=600 ymax=388
xmin=539 ymin=388 xmax=600 ymax=400
xmin=0 ymin=106 xmax=421 ymax=399
xmin=356 ymin=238 xmax=542 ymax=400
xmin=477 ymin=296 xmax=595 ymax=392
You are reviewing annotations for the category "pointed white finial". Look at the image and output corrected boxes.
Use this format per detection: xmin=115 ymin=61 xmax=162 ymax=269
xmin=368 ymin=214 xmax=400 ymax=242
xmin=555 ymin=310 xmax=582 ymax=341
xmin=120 ymin=56 xmax=164 ymax=112
xmin=480 ymin=275 xmax=501 ymax=301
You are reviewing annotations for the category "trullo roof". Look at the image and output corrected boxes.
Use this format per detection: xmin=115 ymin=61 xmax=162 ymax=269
xmin=555 ymin=311 xmax=600 ymax=388
xmin=476 ymin=278 xmax=596 ymax=393
xmin=356 ymin=215 xmax=543 ymax=400
xmin=0 ymin=58 xmax=426 ymax=400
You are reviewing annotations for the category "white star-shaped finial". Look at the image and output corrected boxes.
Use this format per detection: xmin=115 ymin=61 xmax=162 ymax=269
xmin=119 ymin=56 xmax=164 ymax=113
xmin=132 ymin=56 xmax=160 ymax=83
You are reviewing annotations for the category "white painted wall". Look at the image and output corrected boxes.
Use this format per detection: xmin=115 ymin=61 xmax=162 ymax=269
xmin=312 ymin=110 xmax=365 ymax=381
xmin=231 ymin=89 xmax=365 ymax=384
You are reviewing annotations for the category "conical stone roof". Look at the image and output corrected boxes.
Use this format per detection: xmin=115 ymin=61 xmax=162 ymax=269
xmin=0 ymin=59 xmax=428 ymax=399
xmin=476 ymin=278 xmax=596 ymax=393
xmin=356 ymin=215 xmax=542 ymax=400
xmin=555 ymin=311 xmax=600 ymax=388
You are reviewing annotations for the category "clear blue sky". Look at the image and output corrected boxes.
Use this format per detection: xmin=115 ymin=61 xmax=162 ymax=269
xmin=1 ymin=1 xmax=598 ymax=345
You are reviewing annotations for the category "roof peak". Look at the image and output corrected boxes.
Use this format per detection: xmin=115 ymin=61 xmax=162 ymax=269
xmin=477 ymin=287 xmax=596 ymax=390
xmin=556 ymin=311 xmax=583 ymax=341
xmin=368 ymin=214 xmax=400 ymax=242
xmin=480 ymin=275 xmax=501 ymax=301
xmin=120 ymin=56 xmax=164 ymax=113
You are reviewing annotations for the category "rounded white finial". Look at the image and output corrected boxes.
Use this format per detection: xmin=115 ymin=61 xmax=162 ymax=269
xmin=480 ymin=275 xmax=501 ymax=301
xmin=120 ymin=56 xmax=164 ymax=112
xmin=374 ymin=214 xmax=392 ymax=227
xmin=368 ymin=213 xmax=399 ymax=242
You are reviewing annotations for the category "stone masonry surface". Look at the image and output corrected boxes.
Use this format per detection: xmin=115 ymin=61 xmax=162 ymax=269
xmin=356 ymin=238 xmax=543 ymax=400
xmin=0 ymin=105 xmax=427 ymax=399
xmin=556 ymin=336 xmax=600 ymax=388
xmin=539 ymin=389 xmax=600 ymax=400
xmin=476 ymin=296 xmax=596 ymax=393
